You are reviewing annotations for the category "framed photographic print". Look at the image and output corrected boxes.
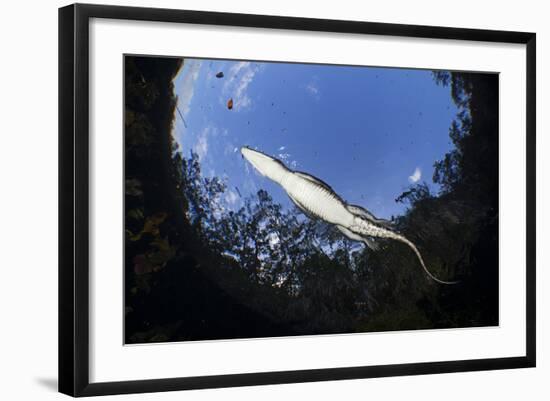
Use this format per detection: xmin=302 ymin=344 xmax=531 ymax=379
xmin=58 ymin=3 xmax=536 ymax=397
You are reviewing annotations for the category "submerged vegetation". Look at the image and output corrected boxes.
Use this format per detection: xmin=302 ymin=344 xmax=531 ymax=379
xmin=125 ymin=56 xmax=498 ymax=343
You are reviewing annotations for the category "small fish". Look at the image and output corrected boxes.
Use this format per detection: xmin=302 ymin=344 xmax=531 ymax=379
xmin=240 ymin=147 xmax=458 ymax=285
xmin=227 ymin=98 xmax=233 ymax=110
xmin=216 ymin=71 xmax=224 ymax=78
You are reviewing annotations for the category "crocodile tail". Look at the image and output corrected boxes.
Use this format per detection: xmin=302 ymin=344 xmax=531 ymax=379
xmin=392 ymin=233 xmax=459 ymax=285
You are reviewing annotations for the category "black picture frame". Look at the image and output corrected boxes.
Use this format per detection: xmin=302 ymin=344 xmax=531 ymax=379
xmin=59 ymin=3 xmax=536 ymax=397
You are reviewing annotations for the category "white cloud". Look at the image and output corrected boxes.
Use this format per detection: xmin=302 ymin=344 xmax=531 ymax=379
xmin=276 ymin=152 xmax=298 ymax=169
xmin=175 ymin=60 xmax=202 ymax=117
xmin=268 ymin=232 xmax=280 ymax=248
xmin=223 ymin=143 xmax=235 ymax=156
xmin=408 ymin=167 xmax=422 ymax=183
xmin=172 ymin=60 xmax=202 ymax=148
xmin=225 ymin=190 xmax=239 ymax=206
xmin=305 ymin=77 xmax=321 ymax=100
xmin=222 ymin=62 xmax=263 ymax=111
xmin=226 ymin=61 xmax=250 ymax=83
xmin=278 ymin=152 xmax=291 ymax=161
xmin=278 ymin=146 xmax=286 ymax=151
xmin=211 ymin=200 xmax=226 ymax=220
xmin=306 ymin=83 xmax=319 ymax=96
xmin=195 ymin=126 xmax=211 ymax=160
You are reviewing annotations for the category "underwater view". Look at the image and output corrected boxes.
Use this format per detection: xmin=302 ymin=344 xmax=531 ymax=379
xmin=124 ymin=55 xmax=499 ymax=344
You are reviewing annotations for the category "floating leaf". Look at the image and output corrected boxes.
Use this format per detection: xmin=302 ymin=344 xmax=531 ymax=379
xmin=128 ymin=212 xmax=168 ymax=241
xmin=227 ymin=98 xmax=233 ymax=110
xmin=151 ymin=237 xmax=171 ymax=252
xmin=133 ymin=254 xmax=154 ymax=275
xmin=125 ymin=178 xmax=143 ymax=197
xmin=142 ymin=212 xmax=168 ymax=234
xmin=125 ymin=109 xmax=135 ymax=126
xmin=215 ymin=71 xmax=224 ymax=78
xmin=133 ymin=237 xmax=175 ymax=275
xmin=125 ymin=229 xmax=136 ymax=240
xmin=147 ymin=237 xmax=176 ymax=268
xmin=128 ymin=208 xmax=144 ymax=221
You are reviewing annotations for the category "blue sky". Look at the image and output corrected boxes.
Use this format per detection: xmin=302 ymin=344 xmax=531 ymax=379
xmin=172 ymin=58 xmax=458 ymax=219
